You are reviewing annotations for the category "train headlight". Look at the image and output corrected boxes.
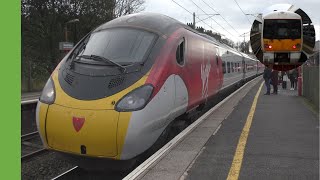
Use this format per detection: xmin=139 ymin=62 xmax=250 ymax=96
xmin=39 ymin=77 xmax=56 ymax=104
xmin=115 ymin=84 xmax=153 ymax=112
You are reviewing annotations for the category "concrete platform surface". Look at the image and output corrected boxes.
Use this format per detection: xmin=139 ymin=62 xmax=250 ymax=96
xmin=138 ymin=79 xmax=319 ymax=180
xmin=135 ymin=77 xmax=262 ymax=180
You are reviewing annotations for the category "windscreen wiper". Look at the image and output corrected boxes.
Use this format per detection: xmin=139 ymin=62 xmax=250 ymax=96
xmin=77 ymin=55 xmax=126 ymax=72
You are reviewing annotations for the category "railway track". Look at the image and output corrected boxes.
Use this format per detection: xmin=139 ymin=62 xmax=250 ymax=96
xmin=21 ymin=131 xmax=47 ymax=161
xmin=21 ymin=94 xmax=47 ymax=161
xmin=21 ymin=131 xmax=39 ymax=141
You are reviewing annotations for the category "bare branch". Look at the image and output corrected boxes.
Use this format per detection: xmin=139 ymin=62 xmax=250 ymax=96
xmin=114 ymin=0 xmax=145 ymax=17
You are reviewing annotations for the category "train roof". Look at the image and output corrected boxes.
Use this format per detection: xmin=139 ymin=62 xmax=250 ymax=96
xmin=240 ymin=52 xmax=258 ymax=61
xmin=199 ymin=33 xmax=221 ymax=44
xmin=94 ymin=13 xmax=256 ymax=60
xmin=263 ymin=11 xmax=301 ymax=20
xmin=94 ymin=12 xmax=194 ymax=36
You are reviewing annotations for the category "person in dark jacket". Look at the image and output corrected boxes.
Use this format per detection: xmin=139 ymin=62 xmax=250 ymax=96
xmin=263 ymin=65 xmax=272 ymax=95
xmin=271 ymin=70 xmax=279 ymax=94
xmin=289 ymin=69 xmax=296 ymax=90
xmin=293 ymin=69 xmax=298 ymax=90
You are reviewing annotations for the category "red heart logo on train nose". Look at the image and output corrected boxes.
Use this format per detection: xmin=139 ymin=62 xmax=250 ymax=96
xmin=72 ymin=117 xmax=85 ymax=132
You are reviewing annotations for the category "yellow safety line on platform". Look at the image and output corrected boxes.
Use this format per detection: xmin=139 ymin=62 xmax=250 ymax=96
xmin=226 ymin=82 xmax=264 ymax=180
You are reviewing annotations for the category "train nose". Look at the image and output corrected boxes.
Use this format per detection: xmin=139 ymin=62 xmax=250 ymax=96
xmin=45 ymin=104 xmax=119 ymax=158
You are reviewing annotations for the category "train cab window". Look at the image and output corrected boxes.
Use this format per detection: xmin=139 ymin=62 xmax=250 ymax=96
xmin=227 ymin=62 xmax=230 ymax=73
xmin=222 ymin=61 xmax=226 ymax=74
xmin=176 ymin=38 xmax=185 ymax=66
xmin=74 ymin=28 xmax=157 ymax=65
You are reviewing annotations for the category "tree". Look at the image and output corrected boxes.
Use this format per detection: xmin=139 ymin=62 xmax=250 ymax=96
xmin=114 ymin=0 xmax=145 ymax=17
xmin=22 ymin=0 xmax=146 ymax=91
xmin=239 ymin=41 xmax=250 ymax=53
xmin=221 ymin=38 xmax=235 ymax=48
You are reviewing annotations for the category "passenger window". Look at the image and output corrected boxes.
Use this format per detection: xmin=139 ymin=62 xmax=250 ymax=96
xmin=222 ymin=61 xmax=226 ymax=74
xmin=227 ymin=62 xmax=230 ymax=73
xmin=176 ymin=38 xmax=185 ymax=65
xmin=232 ymin=62 xmax=234 ymax=72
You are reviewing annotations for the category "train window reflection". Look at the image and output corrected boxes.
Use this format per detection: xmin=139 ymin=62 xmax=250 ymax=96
xmin=78 ymin=28 xmax=156 ymax=64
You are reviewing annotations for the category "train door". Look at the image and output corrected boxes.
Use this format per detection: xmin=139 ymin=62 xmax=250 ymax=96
xmin=174 ymin=35 xmax=189 ymax=117
xmin=242 ymin=57 xmax=246 ymax=79
xmin=215 ymin=47 xmax=223 ymax=89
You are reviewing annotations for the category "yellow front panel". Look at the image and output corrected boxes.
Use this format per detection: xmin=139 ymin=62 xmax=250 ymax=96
xmin=263 ymin=39 xmax=301 ymax=52
xmin=43 ymin=68 xmax=150 ymax=159
xmin=46 ymin=104 xmax=119 ymax=158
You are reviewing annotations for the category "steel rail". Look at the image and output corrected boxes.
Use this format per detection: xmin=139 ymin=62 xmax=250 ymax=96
xmin=21 ymin=148 xmax=47 ymax=161
xmin=21 ymin=131 xmax=39 ymax=141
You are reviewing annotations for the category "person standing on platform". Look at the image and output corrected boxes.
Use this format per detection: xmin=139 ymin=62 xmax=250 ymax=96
xmin=289 ymin=69 xmax=295 ymax=90
xmin=271 ymin=69 xmax=279 ymax=94
xmin=282 ymin=72 xmax=288 ymax=89
xmin=263 ymin=65 xmax=272 ymax=95
xmin=293 ymin=69 xmax=298 ymax=90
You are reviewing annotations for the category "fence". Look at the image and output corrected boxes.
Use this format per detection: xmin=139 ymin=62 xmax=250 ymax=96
xmin=302 ymin=65 xmax=319 ymax=110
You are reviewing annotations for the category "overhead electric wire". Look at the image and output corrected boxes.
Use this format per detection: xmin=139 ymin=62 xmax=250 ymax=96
xmin=188 ymin=0 xmax=240 ymax=40
xmin=172 ymin=0 xmax=219 ymax=32
xmin=172 ymin=0 xmax=194 ymax=16
xmin=201 ymin=0 xmax=241 ymax=36
xmin=233 ymin=0 xmax=252 ymax=25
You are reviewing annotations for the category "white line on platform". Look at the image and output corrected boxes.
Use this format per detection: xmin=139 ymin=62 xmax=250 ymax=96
xmin=51 ymin=166 xmax=78 ymax=180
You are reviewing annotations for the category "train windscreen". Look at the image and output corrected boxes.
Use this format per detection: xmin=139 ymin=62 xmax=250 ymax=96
xmin=263 ymin=19 xmax=301 ymax=39
xmin=77 ymin=28 xmax=157 ymax=64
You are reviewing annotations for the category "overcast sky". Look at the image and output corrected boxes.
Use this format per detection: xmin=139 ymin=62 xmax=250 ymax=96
xmin=143 ymin=0 xmax=320 ymax=43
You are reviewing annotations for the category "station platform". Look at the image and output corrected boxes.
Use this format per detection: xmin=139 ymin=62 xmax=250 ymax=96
xmin=126 ymin=77 xmax=319 ymax=180
xmin=21 ymin=91 xmax=41 ymax=102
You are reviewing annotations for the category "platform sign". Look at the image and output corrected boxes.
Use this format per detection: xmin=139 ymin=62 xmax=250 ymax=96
xmin=59 ymin=42 xmax=74 ymax=51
